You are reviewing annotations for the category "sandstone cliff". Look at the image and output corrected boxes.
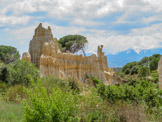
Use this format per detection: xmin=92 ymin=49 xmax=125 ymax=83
xmin=158 ymin=56 xmax=162 ymax=89
xmin=29 ymin=23 xmax=57 ymax=67
xmin=22 ymin=23 xmax=113 ymax=84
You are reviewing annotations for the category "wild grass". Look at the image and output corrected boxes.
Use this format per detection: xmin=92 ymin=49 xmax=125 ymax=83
xmin=0 ymin=101 xmax=23 ymax=122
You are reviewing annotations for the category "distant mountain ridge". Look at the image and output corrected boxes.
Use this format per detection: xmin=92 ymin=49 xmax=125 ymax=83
xmin=107 ymin=48 xmax=162 ymax=67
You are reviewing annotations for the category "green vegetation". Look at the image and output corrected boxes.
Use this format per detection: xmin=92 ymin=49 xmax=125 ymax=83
xmin=0 ymin=60 xmax=39 ymax=85
xmin=0 ymin=45 xmax=20 ymax=64
xmin=0 ymin=46 xmax=161 ymax=121
xmin=58 ymin=35 xmax=88 ymax=56
xmin=122 ymin=54 xmax=161 ymax=75
xmin=0 ymin=101 xmax=23 ymax=122
xmin=8 ymin=60 xmax=39 ymax=85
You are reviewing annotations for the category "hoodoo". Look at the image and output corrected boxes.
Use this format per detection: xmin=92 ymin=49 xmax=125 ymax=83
xmin=22 ymin=23 xmax=113 ymax=84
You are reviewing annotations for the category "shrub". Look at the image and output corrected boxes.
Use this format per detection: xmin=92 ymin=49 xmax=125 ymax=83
xmin=138 ymin=67 xmax=150 ymax=77
xmin=97 ymin=79 xmax=162 ymax=116
xmin=5 ymin=85 xmax=27 ymax=103
xmin=0 ymin=63 xmax=10 ymax=84
xmin=41 ymin=76 xmax=69 ymax=93
xmin=0 ymin=82 xmax=9 ymax=97
xmin=150 ymin=70 xmax=159 ymax=83
xmin=41 ymin=76 xmax=80 ymax=93
xmin=68 ymin=78 xmax=80 ymax=93
xmin=8 ymin=60 xmax=39 ymax=85
xmin=23 ymin=79 xmax=78 ymax=122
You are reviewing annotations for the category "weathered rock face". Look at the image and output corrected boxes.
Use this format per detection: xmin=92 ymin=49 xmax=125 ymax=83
xmin=22 ymin=52 xmax=31 ymax=62
xmin=158 ymin=56 xmax=162 ymax=89
xmin=29 ymin=23 xmax=58 ymax=67
xmin=23 ymin=23 xmax=112 ymax=84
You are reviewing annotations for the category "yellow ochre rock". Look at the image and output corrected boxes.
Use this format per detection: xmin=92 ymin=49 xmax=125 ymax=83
xmin=22 ymin=23 xmax=113 ymax=84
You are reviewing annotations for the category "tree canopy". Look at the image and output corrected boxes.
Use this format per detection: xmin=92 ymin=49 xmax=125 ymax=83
xmin=122 ymin=54 xmax=161 ymax=75
xmin=0 ymin=45 xmax=20 ymax=64
xmin=0 ymin=60 xmax=39 ymax=85
xmin=58 ymin=35 xmax=88 ymax=56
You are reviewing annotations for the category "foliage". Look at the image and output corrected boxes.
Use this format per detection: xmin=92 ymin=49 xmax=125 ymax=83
xmin=122 ymin=61 xmax=138 ymax=75
xmin=41 ymin=76 xmax=80 ymax=94
xmin=23 ymin=79 xmax=78 ymax=122
xmin=8 ymin=60 xmax=39 ymax=85
xmin=0 ymin=45 xmax=20 ymax=64
xmin=96 ymin=79 xmax=162 ymax=118
xmin=150 ymin=58 xmax=159 ymax=71
xmin=150 ymin=70 xmax=159 ymax=83
xmin=0 ymin=82 xmax=9 ymax=97
xmin=58 ymin=35 xmax=88 ymax=56
xmin=5 ymin=85 xmax=27 ymax=103
xmin=0 ymin=63 xmax=10 ymax=84
xmin=68 ymin=78 xmax=80 ymax=93
xmin=0 ymin=101 xmax=23 ymax=122
xmin=0 ymin=60 xmax=39 ymax=85
xmin=121 ymin=54 xmax=161 ymax=76
xmin=138 ymin=66 xmax=150 ymax=77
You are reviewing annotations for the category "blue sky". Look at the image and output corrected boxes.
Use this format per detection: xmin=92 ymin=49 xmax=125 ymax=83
xmin=0 ymin=0 xmax=162 ymax=67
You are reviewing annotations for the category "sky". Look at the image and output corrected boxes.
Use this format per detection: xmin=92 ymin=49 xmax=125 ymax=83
xmin=0 ymin=0 xmax=162 ymax=67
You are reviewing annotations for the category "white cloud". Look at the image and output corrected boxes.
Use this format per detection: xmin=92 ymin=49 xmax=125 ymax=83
xmin=71 ymin=18 xmax=103 ymax=27
xmin=86 ymin=23 xmax=162 ymax=54
xmin=0 ymin=15 xmax=31 ymax=27
xmin=0 ymin=0 xmax=162 ymax=26
xmin=0 ymin=0 xmax=162 ymax=55
xmin=5 ymin=22 xmax=162 ymax=55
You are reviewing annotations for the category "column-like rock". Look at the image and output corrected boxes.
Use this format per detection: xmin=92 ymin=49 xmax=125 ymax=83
xmin=25 ymin=23 xmax=112 ymax=84
xmin=158 ymin=56 xmax=162 ymax=89
xmin=22 ymin=52 xmax=31 ymax=62
xmin=29 ymin=23 xmax=59 ymax=67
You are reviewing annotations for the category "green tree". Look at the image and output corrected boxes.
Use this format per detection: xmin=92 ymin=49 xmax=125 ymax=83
xmin=0 ymin=63 xmax=9 ymax=83
xmin=122 ymin=62 xmax=138 ymax=75
xmin=138 ymin=67 xmax=150 ymax=77
xmin=0 ymin=45 xmax=20 ymax=64
xmin=130 ymin=66 xmax=139 ymax=75
xmin=8 ymin=60 xmax=39 ymax=85
xmin=150 ymin=58 xmax=160 ymax=71
xmin=58 ymin=35 xmax=88 ymax=56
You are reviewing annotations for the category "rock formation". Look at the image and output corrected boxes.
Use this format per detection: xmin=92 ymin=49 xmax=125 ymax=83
xmin=29 ymin=23 xmax=55 ymax=67
xmin=22 ymin=52 xmax=31 ymax=62
xmin=158 ymin=56 xmax=162 ymax=89
xmin=22 ymin=23 xmax=113 ymax=84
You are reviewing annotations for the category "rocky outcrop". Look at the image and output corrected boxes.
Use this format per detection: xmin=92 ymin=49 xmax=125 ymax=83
xmin=158 ymin=56 xmax=162 ymax=89
xmin=22 ymin=23 xmax=112 ymax=84
xmin=28 ymin=23 xmax=57 ymax=67
xmin=22 ymin=52 xmax=31 ymax=62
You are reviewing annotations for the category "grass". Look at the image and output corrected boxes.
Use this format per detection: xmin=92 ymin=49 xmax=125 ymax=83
xmin=0 ymin=100 xmax=23 ymax=122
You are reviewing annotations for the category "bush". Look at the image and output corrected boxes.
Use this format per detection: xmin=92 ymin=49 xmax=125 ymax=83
xmin=41 ymin=76 xmax=80 ymax=94
xmin=8 ymin=60 xmax=39 ymax=85
xmin=5 ymin=85 xmax=27 ymax=103
xmin=23 ymin=80 xmax=78 ymax=122
xmin=0 ymin=82 xmax=9 ymax=97
xmin=138 ymin=67 xmax=150 ymax=77
xmin=0 ymin=63 xmax=10 ymax=84
xmin=41 ymin=76 xmax=69 ymax=94
xmin=150 ymin=58 xmax=160 ymax=71
xmin=150 ymin=70 xmax=159 ymax=83
xmin=68 ymin=78 xmax=80 ymax=93
xmin=97 ymin=79 xmax=162 ymax=116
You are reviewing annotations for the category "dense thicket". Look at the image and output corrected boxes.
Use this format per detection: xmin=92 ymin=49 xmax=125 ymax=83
xmin=0 ymin=60 xmax=39 ymax=85
xmin=122 ymin=54 xmax=161 ymax=76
